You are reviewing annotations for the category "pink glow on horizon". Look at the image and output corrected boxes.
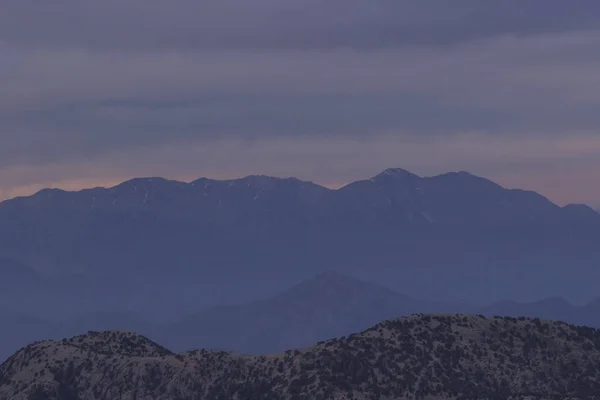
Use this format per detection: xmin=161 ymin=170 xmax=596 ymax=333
xmin=1 ymin=133 xmax=600 ymax=207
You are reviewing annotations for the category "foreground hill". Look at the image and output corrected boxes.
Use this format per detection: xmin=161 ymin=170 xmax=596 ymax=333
xmin=3 ymin=315 xmax=600 ymax=399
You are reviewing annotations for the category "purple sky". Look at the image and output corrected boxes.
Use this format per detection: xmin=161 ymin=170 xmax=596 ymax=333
xmin=2 ymin=1 xmax=600 ymax=206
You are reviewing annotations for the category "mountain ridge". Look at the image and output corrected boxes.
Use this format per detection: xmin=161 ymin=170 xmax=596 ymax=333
xmin=0 ymin=167 xmax=599 ymax=320
xmin=1 ymin=168 xmax=593 ymax=230
xmin=1 ymin=167 xmax=579 ymax=204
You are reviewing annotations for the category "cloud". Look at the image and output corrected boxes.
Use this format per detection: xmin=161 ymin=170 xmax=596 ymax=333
xmin=1 ymin=1 xmax=600 ymax=204
xmin=2 ymin=0 xmax=600 ymax=50
xmin=3 ymin=32 xmax=600 ymax=168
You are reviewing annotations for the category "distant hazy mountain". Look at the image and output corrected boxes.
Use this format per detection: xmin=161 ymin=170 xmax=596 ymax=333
xmin=160 ymin=271 xmax=475 ymax=354
xmin=4 ymin=269 xmax=600 ymax=365
xmin=0 ymin=258 xmax=134 ymax=319
xmin=5 ymin=315 xmax=600 ymax=400
xmin=335 ymin=168 xmax=563 ymax=225
xmin=0 ymin=272 xmax=471 ymax=362
xmin=562 ymin=203 xmax=600 ymax=217
xmin=1 ymin=168 xmax=599 ymax=319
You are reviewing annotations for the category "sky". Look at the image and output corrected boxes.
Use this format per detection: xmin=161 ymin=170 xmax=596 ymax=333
xmin=2 ymin=0 xmax=600 ymax=205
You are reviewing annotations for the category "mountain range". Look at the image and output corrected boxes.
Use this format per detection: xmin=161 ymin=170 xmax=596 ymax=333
xmin=4 ymin=314 xmax=600 ymax=399
xmin=1 ymin=168 xmax=599 ymax=324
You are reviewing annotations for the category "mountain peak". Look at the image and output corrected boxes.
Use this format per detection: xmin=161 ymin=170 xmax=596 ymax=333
xmin=279 ymin=271 xmax=407 ymax=304
xmin=33 ymin=188 xmax=66 ymax=196
xmin=232 ymin=174 xmax=287 ymax=187
xmin=111 ymin=177 xmax=187 ymax=191
xmin=429 ymin=170 xmax=502 ymax=188
xmin=373 ymin=168 xmax=420 ymax=180
xmin=562 ymin=203 xmax=600 ymax=218
xmin=66 ymin=330 xmax=173 ymax=357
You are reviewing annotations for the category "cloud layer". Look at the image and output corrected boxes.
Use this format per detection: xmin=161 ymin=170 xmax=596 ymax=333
xmin=3 ymin=0 xmax=600 ymax=50
xmin=1 ymin=1 xmax=600 ymax=204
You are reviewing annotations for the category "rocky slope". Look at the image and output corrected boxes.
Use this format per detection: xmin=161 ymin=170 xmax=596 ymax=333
xmin=2 ymin=315 xmax=600 ymax=399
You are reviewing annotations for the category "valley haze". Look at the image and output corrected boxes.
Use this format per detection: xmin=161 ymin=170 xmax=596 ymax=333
xmin=1 ymin=167 xmax=599 ymax=310
xmin=0 ymin=168 xmax=599 ymax=358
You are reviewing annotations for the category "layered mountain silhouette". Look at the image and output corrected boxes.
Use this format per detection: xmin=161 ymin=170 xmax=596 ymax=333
xmin=0 ymin=168 xmax=599 ymax=321
xmin=5 ymin=270 xmax=600 ymax=366
xmin=160 ymin=271 xmax=475 ymax=354
xmin=0 ymin=272 xmax=468 ymax=362
xmin=2 ymin=168 xmax=579 ymax=227
xmin=4 ymin=314 xmax=600 ymax=399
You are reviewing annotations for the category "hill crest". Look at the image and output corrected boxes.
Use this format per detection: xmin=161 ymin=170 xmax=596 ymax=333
xmin=3 ymin=314 xmax=600 ymax=400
